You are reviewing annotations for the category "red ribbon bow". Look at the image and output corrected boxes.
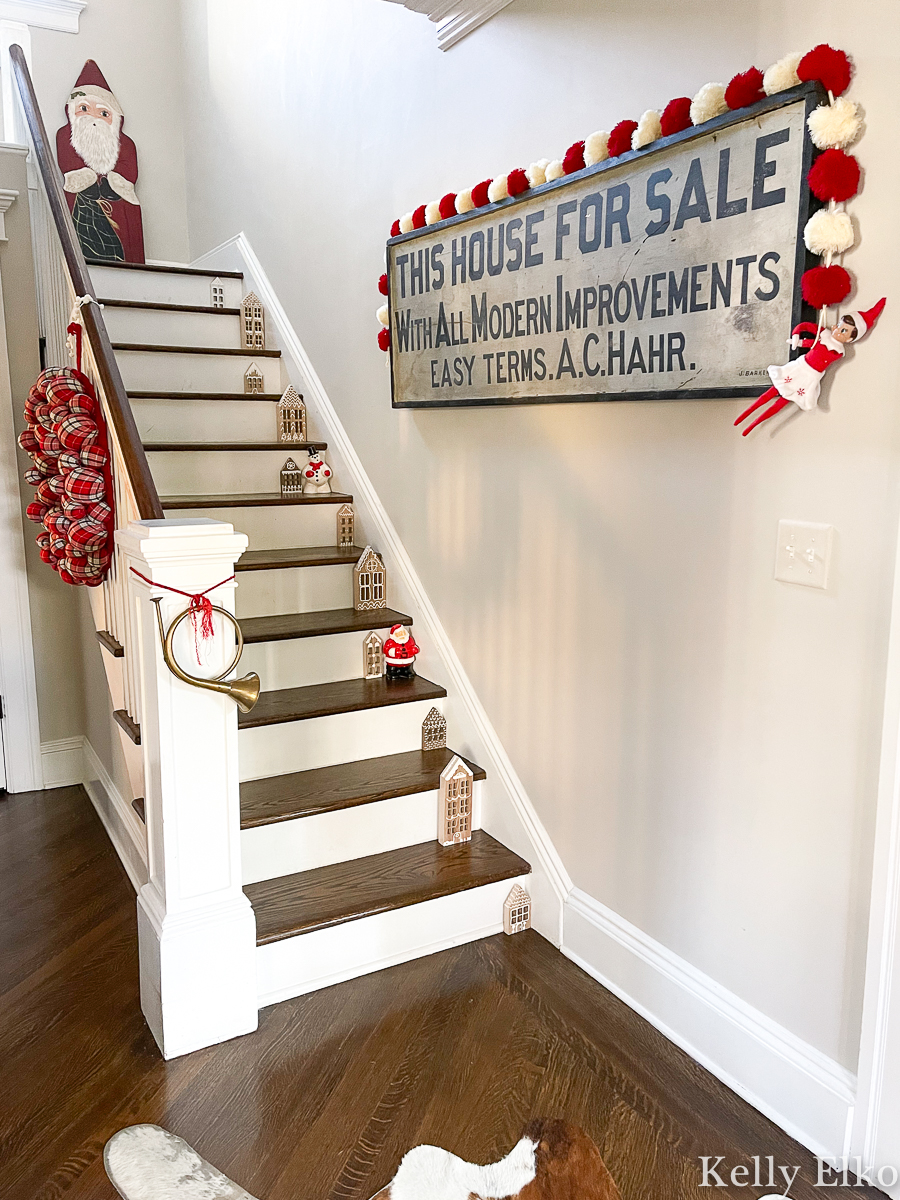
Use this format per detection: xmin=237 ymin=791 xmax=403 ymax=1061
xmin=130 ymin=568 xmax=235 ymax=665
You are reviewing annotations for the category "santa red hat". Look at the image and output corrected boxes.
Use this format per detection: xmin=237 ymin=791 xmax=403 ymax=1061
xmin=389 ymin=623 xmax=406 ymax=637
xmin=842 ymin=297 xmax=886 ymax=339
xmin=67 ymin=60 xmax=122 ymax=117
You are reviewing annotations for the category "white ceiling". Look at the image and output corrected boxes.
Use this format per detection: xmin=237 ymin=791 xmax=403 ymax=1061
xmin=380 ymin=0 xmax=516 ymax=50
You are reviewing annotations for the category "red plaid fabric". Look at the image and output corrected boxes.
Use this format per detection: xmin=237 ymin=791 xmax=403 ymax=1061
xmin=36 ymin=479 xmax=56 ymax=505
xmin=65 ymin=467 xmax=104 ymax=502
xmin=26 ymin=500 xmax=47 ymax=523
xmin=34 ymin=427 xmax=62 ymax=454
xmin=17 ymin=428 xmax=38 ymax=453
xmin=80 ymin=444 xmax=108 ymax=469
xmin=88 ymin=499 xmax=112 ymax=523
xmin=58 ymin=413 xmax=97 ymax=451
xmin=33 ymin=452 xmax=58 ymax=475
xmin=62 ymin=498 xmax=87 ymax=519
xmin=47 ymin=474 xmax=66 ymax=496
xmin=35 ymin=403 xmax=55 ymax=431
xmin=69 ymin=517 xmax=106 ymax=550
xmin=35 ymin=532 xmax=50 ymax=550
xmin=45 ymin=511 xmax=71 ymax=537
xmin=59 ymin=452 xmax=81 ymax=472
xmin=24 ymin=468 xmax=43 ymax=485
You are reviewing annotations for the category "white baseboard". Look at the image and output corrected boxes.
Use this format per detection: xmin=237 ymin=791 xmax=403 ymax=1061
xmin=82 ymin=738 xmax=148 ymax=892
xmin=564 ymin=888 xmax=857 ymax=1161
xmin=40 ymin=736 xmax=85 ymax=787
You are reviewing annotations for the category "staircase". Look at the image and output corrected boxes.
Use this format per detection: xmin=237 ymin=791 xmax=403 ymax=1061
xmin=89 ymin=259 xmax=531 ymax=1008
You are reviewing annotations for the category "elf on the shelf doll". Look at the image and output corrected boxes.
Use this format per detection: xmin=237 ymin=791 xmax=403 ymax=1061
xmin=735 ymin=298 xmax=886 ymax=436
xmin=383 ymin=624 xmax=420 ymax=680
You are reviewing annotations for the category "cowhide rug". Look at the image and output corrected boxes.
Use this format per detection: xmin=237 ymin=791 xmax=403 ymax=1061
xmin=103 ymin=1118 xmax=621 ymax=1200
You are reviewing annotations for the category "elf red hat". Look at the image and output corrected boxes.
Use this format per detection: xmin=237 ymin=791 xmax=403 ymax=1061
xmin=842 ymin=297 xmax=886 ymax=338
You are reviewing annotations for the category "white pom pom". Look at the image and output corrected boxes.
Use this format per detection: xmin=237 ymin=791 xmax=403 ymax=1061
xmin=526 ymin=160 xmax=548 ymax=186
xmin=632 ymin=111 xmax=661 ymax=150
xmin=763 ymin=51 xmax=802 ymax=96
xmin=690 ymin=83 xmax=727 ymax=126
xmin=376 ymin=304 xmax=389 ymax=327
xmin=545 ymin=159 xmax=565 ymax=182
xmin=488 ymin=175 xmax=509 ymax=203
xmin=803 ymin=208 xmax=854 ymax=255
xmin=424 ymin=201 xmax=442 ymax=225
xmin=456 ymin=188 xmax=475 ymax=214
xmin=584 ymin=131 xmax=609 ymax=166
xmin=399 ymin=212 xmax=414 ymax=234
xmin=807 ymin=97 xmax=862 ymax=149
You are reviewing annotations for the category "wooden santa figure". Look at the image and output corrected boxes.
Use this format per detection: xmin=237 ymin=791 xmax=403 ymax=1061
xmin=56 ymin=60 xmax=145 ymax=263
xmin=735 ymin=298 xmax=886 ymax=435
xmin=383 ymin=623 xmax=419 ymax=680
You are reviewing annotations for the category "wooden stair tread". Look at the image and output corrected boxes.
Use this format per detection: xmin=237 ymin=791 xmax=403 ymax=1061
xmin=238 ymin=674 xmax=446 ymax=730
xmin=96 ymin=629 xmax=123 ymax=657
xmin=87 ymin=259 xmax=243 ymax=278
xmin=236 ymin=545 xmax=364 ymax=571
xmin=99 ymin=298 xmax=241 ymax=315
xmin=161 ymin=491 xmax=353 ymax=509
xmin=245 ymin=830 xmax=530 ymax=943
xmin=112 ymin=342 xmax=281 ymax=358
xmin=113 ymin=710 xmax=140 ymax=745
xmin=145 ymin=441 xmax=326 ymax=452
xmin=240 ymin=606 xmax=412 ymax=644
xmin=241 ymin=747 xmax=486 ymax=827
xmin=132 ymin=797 xmax=145 ymax=823
xmin=128 ymin=391 xmax=283 ymax=401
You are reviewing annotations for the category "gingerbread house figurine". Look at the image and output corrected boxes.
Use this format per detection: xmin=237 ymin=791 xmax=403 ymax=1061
xmin=363 ymin=631 xmax=384 ymax=679
xmin=354 ymin=546 xmax=386 ymax=611
xmin=503 ymin=884 xmax=532 ymax=935
xmin=210 ymin=278 xmax=225 ymax=308
xmin=280 ymin=457 xmax=303 ymax=496
xmin=244 ymin=363 xmax=264 ymax=395
xmin=277 ymin=386 xmax=307 ymax=442
xmin=337 ymin=503 xmax=355 ymax=548
xmin=241 ymin=291 xmax=265 ymax=350
xmin=438 ymin=754 xmax=473 ymax=846
xmin=421 ymin=706 xmax=447 ymax=751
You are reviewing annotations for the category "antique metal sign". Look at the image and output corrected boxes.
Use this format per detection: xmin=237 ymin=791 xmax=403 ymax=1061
xmin=387 ymin=86 xmax=819 ymax=407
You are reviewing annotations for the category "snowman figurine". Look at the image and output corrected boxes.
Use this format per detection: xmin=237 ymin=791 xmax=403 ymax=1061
xmin=383 ymin=623 xmax=420 ymax=680
xmin=301 ymin=449 xmax=333 ymax=495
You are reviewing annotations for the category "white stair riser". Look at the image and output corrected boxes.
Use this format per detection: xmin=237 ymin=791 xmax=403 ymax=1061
xmin=168 ymin=504 xmax=343 ymax=548
xmin=147 ymin=450 xmax=337 ymax=498
xmin=238 ymin=697 xmax=443 ymax=780
xmin=236 ymin=564 xmax=351 ymax=618
xmin=91 ymin=266 xmax=243 ymax=307
xmin=104 ymin=306 xmax=245 ymax=349
xmin=241 ymin=627 xmax=400 ymax=690
xmin=134 ymin=399 xmax=282 ymax=441
xmin=116 ymin=350 xmax=282 ymax=393
xmin=255 ymin=875 xmax=530 ymax=1007
xmin=243 ymin=784 xmax=483 ymax=884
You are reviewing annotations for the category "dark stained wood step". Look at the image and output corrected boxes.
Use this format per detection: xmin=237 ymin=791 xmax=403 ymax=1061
xmin=112 ymin=342 xmax=281 ymax=358
xmin=245 ymin=830 xmax=530 ymax=944
xmin=87 ymin=259 xmax=242 ymax=278
xmin=161 ymin=491 xmax=353 ymax=509
xmin=128 ymin=391 xmax=283 ymax=402
xmin=144 ymin=441 xmax=326 ymax=452
xmin=240 ymin=747 xmax=486 ymax=828
xmin=239 ymin=606 xmax=412 ymax=644
xmin=113 ymin=709 xmax=140 ymax=745
xmin=236 ymin=545 xmax=364 ymax=571
xmin=131 ymin=797 xmax=145 ymax=823
xmin=99 ymin=298 xmax=241 ymax=315
xmin=238 ymin=674 xmax=446 ymax=730
xmin=96 ymin=629 xmax=123 ymax=657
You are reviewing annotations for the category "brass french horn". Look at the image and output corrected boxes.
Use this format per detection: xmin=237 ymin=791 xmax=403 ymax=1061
xmin=151 ymin=596 xmax=260 ymax=713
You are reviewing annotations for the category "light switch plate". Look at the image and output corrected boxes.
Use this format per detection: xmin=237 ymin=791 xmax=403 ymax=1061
xmin=775 ymin=520 xmax=833 ymax=589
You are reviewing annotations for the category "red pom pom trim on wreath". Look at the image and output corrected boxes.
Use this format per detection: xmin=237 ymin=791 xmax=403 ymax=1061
xmin=797 ymin=44 xmax=852 ymax=97
xmin=607 ymin=120 xmax=638 ymax=157
xmin=801 ymin=264 xmax=852 ymax=309
xmin=807 ymin=148 xmax=860 ymax=203
xmin=725 ymin=67 xmax=765 ymax=109
xmin=562 ymin=141 xmax=585 ymax=174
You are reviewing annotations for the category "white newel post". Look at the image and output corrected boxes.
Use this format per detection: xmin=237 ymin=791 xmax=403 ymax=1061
xmin=117 ymin=517 xmax=258 ymax=1059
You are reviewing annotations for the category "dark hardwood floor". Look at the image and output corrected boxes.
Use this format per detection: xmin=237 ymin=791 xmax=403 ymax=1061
xmin=0 ymin=785 xmax=884 ymax=1200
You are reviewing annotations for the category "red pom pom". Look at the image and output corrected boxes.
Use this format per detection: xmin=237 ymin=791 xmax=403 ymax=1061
xmin=412 ymin=205 xmax=427 ymax=229
xmin=798 ymin=44 xmax=852 ymax=97
xmin=378 ymin=273 xmax=388 ymax=296
xmin=807 ymin=148 xmax=860 ymax=202
xmin=607 ymin=120 xmax=638 ymax=157
xmin=660 ymin=97 xmax=692 ymax=137
xmin=378 ymin=327 xmax=390 ymax=352
xmin=471 ymin=179 xmax=492 ymax=207
xmin=725 ymin=67 xmax=765 ymax=109
xmin=439 ymin=192 xmax=457 ymax=219
xmin=390 ymin=219 xmax=401 ymax=237
xmin=507 ymin=168 xmax=529 ymax=196
xmin=563 ymin=141 xmax=585 ymax=174
xmin=801 ymin=265 xmax=852 ymax=309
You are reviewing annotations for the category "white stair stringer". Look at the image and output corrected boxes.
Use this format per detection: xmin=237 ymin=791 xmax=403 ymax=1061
xmin=256 ymin=874 xmax=530 ymax=1008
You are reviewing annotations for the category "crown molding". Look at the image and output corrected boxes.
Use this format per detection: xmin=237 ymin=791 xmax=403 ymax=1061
xmin=0 ymin=0 xmax=86 ymax=34
xmin=382 ymin=0 xmax=515 ymax=50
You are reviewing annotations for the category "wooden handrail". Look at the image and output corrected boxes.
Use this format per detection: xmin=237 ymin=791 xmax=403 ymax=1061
xmin=9 ymin=45 xmax=164 ymax=521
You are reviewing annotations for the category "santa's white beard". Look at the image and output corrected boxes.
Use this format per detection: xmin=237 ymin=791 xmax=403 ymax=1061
xmin=70 ymin=114 xmax=121 ymax=175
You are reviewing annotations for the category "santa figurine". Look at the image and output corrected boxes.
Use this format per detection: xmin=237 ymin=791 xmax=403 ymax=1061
xmin=383 ymin=624 xmax=420 ymax=680
xmin=735 ymin=298 xmax=886 ymax=436
xmin=56 ymin=60 xmax=144 ymax=263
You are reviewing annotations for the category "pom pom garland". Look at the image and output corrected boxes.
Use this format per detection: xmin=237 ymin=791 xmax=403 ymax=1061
xmin=607 ymin=120 xmax=638 ymax=157
xmin=660 ymin=97 xmax=692 ymax=137
xmin=632 ymin=110 xmax=661 ymax=150
xmin=488 ymin=175 xmax=510 ymax=202
xmin=424 ymin=201 xmax=442 ymax=225
xmin=801 ymin=264 xmax=852 ymax=308
xmin=763 ymin=51 xmax=802 ymax=95
xmin=562 ymin=140 xmax=585 ymax=174
xmin=456 ymin=188 xmax=475 ymax=213
xmin=412 ymin=205 xmax=427 ymax=229
xmin=507 ymin=168 xmax=529 ymax=196
xmin=439 ymin=193 xmax=457 ymax=219
xmin=804 ymin=208 xmax=854 ymax=255
xmin=390 ymin=220 xmax=401 ymax=238
xmin=808 ymin=97 xmax=861 ymax=149
xmin=376 ymin=304 xmax=389 ymax=327
xmin=690 ymin=83 xmax=727 ymax=126
xmin=377 ymin=327 xmax=390 ymax=352
xmin=399 ymin=212 xmax=414 ymax=234
xmin=584 ymin=132 xmax=609 ymax=166
xmin=807 ymin=148 xmax=860 ymax=202
xmin=471 ymin=179 xmax=492 ymax=207
xmin=526 ymin=160 xmax=549 ymax=186
xmin=725 ymin=67 xmax=765 ymax=109
xmin=545 ymin=159 xmax=565 ymax=181
xmin=798 ymin=44 xmax=852 ymax=97
xmin=378 ymin=273 xmax=388 ymax=296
